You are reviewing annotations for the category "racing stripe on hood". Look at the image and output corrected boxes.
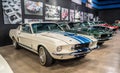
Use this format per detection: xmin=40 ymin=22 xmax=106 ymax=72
xmin=64 ymin=32 xmax=92 ymax=44
xmin=72 ymin=35 xmax=92 ymax=44
xmin=57 ymin=32 xmax=92 ymax=44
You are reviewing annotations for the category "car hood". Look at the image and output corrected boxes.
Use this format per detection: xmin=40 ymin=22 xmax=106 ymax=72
xmin=70 ymin=28 xmax=110 ymax=38
xmin=99 ymin=24 xmax=119 ymax=29
xmin=69 ymin=28 xmax=107 ymax=35
xmin=38 ymin=31 xmax=92 ymax=44
xmin=78 ymin=34 xmax=97 ymax=42
xmin=90 ymin=30 xmax=110 ymax=34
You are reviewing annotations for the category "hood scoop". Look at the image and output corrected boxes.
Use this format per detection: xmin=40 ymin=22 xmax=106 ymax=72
xmin=63 ymin=32 xmax=75 ymax=36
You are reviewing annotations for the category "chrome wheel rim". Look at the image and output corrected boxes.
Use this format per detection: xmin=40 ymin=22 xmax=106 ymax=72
xmin=39 ymin=47 xmax=46 ymax=65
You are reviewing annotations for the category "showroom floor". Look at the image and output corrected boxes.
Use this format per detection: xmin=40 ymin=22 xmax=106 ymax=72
xmin=0 ymin=32 xmax=120 ymax=73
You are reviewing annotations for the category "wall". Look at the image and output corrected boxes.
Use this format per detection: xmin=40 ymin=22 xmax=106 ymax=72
xmin=0 ymin=0 xmax=93 ymax=46
xmin=98 ymin=9 xmax=120 ymax=24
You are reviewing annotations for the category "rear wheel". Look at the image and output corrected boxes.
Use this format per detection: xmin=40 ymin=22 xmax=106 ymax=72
xmin=38 ymin=46 xmax=53 ymax=66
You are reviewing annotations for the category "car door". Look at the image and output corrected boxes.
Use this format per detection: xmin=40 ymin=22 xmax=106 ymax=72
xmin=18 ymin=24 xmax=33 ymax=48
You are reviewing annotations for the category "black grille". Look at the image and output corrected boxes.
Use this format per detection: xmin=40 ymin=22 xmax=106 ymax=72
xmin=101 ymin=34 xmax=108 ymax=39
xmin=113 ymin=29 xmax=117 ymax=32
xmin=74 ymin=43 xmax=89 ymax=50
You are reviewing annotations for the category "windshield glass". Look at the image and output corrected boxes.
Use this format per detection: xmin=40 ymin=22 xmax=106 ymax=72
xmin=89 ymin=26 xmax=109 ymax=31
xmin=98 ymin=21 xmax=105 ymax=24
xmin=32 ymin=23 xmax=62 ymax=33
xmin=68 ymin=22 xmax=82 ymax=29
xmin=82 ymin=22 xmax=90 ymax=26
xmin=58 ymin=23 xmax=70 ymax=30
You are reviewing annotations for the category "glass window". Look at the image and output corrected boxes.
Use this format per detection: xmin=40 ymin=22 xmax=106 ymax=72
xmin=32 ymin=23 xmax=62 ymax=33
xmin=58 ymin=23 xmax=69 ymax=31
xmin=22 ymin=24 xmax=32 ymax=33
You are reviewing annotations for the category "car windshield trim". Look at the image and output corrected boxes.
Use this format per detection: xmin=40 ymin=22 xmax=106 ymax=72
xmin=68 ymin=22 xmax=82 ymax=29
xmin=32 ymin=23 xmax=63 ymax=33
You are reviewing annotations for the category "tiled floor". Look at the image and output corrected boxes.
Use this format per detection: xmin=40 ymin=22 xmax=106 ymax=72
xmin=0 ymin=32 xmax=120 ymax=73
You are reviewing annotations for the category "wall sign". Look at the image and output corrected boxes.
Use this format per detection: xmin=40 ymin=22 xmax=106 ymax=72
xmin=75 ymin=10 xmax=80 ymax=22
xmin=70 ymin=9 xmax=75 ymax=22
xmin=72 ymin=0 xmax=81 ymax=5
xmin=45 ymin=4 xmax=60 ymax=20
xmin=24 ymin=0 xmax=43 ymax=15
xmin=80 ymin=11 xmax=84 ymax=22
xmin=2 ymin=0 xmax=22 ymax=24
xmin=61 ymin=7 xmax=68 ymax=20
xmin=24 ymin=19 xmax=43 ymax=23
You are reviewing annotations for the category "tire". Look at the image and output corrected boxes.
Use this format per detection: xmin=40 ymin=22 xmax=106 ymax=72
xmin=81 ymin=55 xmax=86 ymax=58
xmin=76 ymin=55 xmax=86 ymax=59
xmin=98 ymin=42 xmax=104 ymax=46
xmin=12 ymin=39 xmax=20 ymax=49
xmin=38 ymin=46 xmax=53 ymax=66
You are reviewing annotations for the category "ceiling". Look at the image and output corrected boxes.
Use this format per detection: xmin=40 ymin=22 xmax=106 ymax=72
xmin=80 ymin=0 xmax=120 ymax=9
xmin=92 ymin=0 xmax=120 ymax=9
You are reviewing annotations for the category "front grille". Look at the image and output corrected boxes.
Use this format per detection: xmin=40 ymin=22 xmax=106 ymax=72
xmin=101 ymin=34 xmax=108 ymax=39
xmin=109 ymin=34 xmax=112 ymax=37
xmin=74 ymin=43 xmax=89 ymax=50
xmin=113 ymin=29 xmax=117 ymax=31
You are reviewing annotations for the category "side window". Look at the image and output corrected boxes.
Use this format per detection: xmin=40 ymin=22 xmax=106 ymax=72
xmin=22 ymin=24 xmax=32 ymax=33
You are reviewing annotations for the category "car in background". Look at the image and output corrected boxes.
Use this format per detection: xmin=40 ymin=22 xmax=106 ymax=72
xmin=25 ymin=1 xmax=42 ymax=13
xmin=58 ymin=22 xmax=112 ymax=46
xmin=4 ymin=8 xmax=15 ymax=16
xmin=2 ymin=0 xmax=8 ymax=3
xmin=8 ymin=13 xmax=22 ymax=24
xmin=2 ymin=4 xmax=10 ymax=11
xmin=12 ymin=5 xmax=21 ymax=12
xmin=9 ymin=22 xmax=98 ymax=66
xmin=2 ymin=0 xmax=8 ymax=6
xmin=8 ymin=1 xmax=15 ymax=7
xmin=112 ymin=23 xmax=120 ymax=29
xmin=79 ymin=21 xmax=118 ymax=34
xmin=95 ymin=21 xmax=119 ymax=33
xmin=99 ymin=23 xmax=119 ymax=32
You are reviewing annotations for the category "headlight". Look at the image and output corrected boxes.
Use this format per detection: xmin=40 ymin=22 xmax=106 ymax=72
xmin=56 ymin=46 xmax=62 ymax=52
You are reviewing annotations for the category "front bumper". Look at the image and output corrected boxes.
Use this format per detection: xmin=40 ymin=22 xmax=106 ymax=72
xmin=52 ymin=48 xmax=91 ymax=60
xmin=98 ymin=38 xmax=109 ymax=42
xmin=97 ymin=34 xmax=112 ymax=42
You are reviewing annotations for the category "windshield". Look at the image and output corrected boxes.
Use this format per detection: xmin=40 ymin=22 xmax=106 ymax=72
xmin=68 ymin=22 xmax=82 ymax=29
xmin=82 ymin=22 xmax=90 ymax=26
xmin=89 ymin=26 xmax=109 ymax=31
xmin=32 ymin=23 xmax=62 ymax=33
xmin=98 ymin=21 xmax=105 ymax=24
xmin=58 ymin=23 xmax=70 ymax=31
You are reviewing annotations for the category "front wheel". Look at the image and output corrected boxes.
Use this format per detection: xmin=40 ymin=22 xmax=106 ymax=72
xmin=38 ymin=46 xmax=53 ymax=66
xmin=97 ymin=42 xmax=104 ymax=46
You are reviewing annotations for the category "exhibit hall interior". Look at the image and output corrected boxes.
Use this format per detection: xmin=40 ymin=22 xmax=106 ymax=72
xmin=0 ymin=0 xmax=120 ymax=73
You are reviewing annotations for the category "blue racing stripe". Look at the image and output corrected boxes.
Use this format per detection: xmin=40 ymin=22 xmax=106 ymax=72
xmin=63 ymin=32 xmax=91 ymax=44
xmin=82 ymin=35 xmax=93 ymax=42
xmin=74 ymin=35 xmax=92 ymax=43
xmin=70 ymin=36 xmax=84 ymax=43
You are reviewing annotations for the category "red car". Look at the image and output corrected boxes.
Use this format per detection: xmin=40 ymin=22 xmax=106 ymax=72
xmin=99 ymin=23 xmax=119 ymax=32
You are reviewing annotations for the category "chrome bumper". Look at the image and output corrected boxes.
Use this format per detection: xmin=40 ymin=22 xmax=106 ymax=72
xmin=52 ymin=48 xmax=91 ymax=57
